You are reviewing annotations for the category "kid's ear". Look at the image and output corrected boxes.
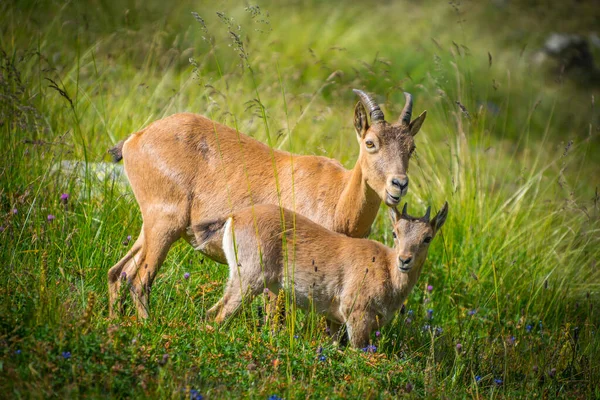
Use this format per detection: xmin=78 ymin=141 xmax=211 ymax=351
xmin=354 ymin=101 xmax=369 ymax=139
xmin=430 ymin=201 xmax=448 ymax=235
xmin=409 ymin=110 xmax=427 ymax=137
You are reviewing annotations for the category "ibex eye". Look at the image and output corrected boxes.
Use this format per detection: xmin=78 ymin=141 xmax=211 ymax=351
xmin=366 ymin=141 xmax=375 ymax=149
xmin=392 ymin=232 xmax=397 ymax=239
xmin=423 ymin=236 xmax=432 ymax=244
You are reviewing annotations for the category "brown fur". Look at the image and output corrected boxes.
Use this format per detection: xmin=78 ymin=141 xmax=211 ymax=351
xmin=107 ymin=96 xmax=427 ymax=318
xmin=198 ymin=202 xmax=448 ymax=348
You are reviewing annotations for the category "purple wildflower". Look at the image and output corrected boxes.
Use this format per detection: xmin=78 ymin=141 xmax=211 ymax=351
xmin=123 ymin=235 xmax=132 ymax=246
xmin=405 ymin=382 xmax=413 ymax=393
xmin=362 ymin=344 xmax=377 ymax=353
xmin=427 ymin=284 xmax=433 ymax=292
xmin=121 ymin=271 xmax=127 ymax=280
xmin=456 ymin=343 xmax=462 ymax=351
xmin=0 ymin=226 xmax=5 ymax=232
xmin=549 ymin=368 xmax=556 ymax=377
xmin=405 ymin=317 xmax=412 ymax=325
xmin=507 ymin=336 xmax=516 ymax=345
xmin=184 ymin=272 xmax=190 ymax=280
xmin=468 ymin=309 xmax=476 ymax=316
xmin=47 ymin=214 xmax=56 ymax=222
xmin=60 ymin=193 xmax=69 ymax=204
xmin=62 ymin=351 xmax=71 ymax=359
xmin=189 ymin=389 xmax=203 ymax=400
xmin=158 ymin=353 xmax=169 ymax=366
xmin=11 ymin=208 xmax=17 ymax=215
xmin=375 ymin=331 xmax=381 ymax=337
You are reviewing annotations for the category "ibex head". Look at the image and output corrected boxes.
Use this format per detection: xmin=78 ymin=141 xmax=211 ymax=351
xmin=353 ymin=89 xmax=427 ymax=207
xmin=389 ymin=202 xmax=448 ymax=272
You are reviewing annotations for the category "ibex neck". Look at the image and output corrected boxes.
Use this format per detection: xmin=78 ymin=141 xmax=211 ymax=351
xmin=333 ymin=162 xmax=381 ymax=237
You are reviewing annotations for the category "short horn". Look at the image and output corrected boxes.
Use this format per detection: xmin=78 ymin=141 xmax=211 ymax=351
xmin=401 ymin=202 xmax=408 ymax=217
xmin=422 ymin=206 xmax=431 ymax=222
xmin=399 ymin=92 xmax=413 ymax=126
xmin=353 ymin=89 xmax=384 ymax=123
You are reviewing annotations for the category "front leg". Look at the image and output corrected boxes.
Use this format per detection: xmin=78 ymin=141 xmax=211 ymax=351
xmin=345 ymin=311 xmax=376 ymax=349
xmin=327 ymin=320 xmax=347 ymax=345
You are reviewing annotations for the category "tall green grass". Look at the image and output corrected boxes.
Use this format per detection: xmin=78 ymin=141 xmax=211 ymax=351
xmin=1 ymin=0 xmax=598 ymax=398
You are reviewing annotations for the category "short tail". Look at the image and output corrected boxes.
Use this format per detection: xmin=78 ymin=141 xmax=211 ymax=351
xmin=189 ymin=218 xmax=228 ymax=249
xmin=108 ymin=139 xmax=126 ymax=163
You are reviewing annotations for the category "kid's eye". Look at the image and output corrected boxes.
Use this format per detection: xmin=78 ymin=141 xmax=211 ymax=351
xmin=423 ymin=236 xmax=432 ymax=244
xmin=392 ymin=232 xmax=397 ymax=239
xmin=366 ymin=140 xmax=375 ymax=149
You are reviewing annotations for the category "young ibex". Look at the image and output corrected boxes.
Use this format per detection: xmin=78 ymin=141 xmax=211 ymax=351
xmin=192 ymin=202 xmax=448 ymax=348
xmin=108 ymin=90 xmax=427 ymax=318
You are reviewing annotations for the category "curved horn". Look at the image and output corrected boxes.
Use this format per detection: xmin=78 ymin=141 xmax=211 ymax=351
xmin=353 ymin=89 xmax=384 ymax=123
xmin=422 ymin=206 xmax=431 ymax=222
xmin=399 ymin=92 xmax=413 ymax=126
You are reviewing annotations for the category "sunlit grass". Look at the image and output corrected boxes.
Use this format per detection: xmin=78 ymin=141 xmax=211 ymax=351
xmin=1 ymin=0 xmax=599 ymax=398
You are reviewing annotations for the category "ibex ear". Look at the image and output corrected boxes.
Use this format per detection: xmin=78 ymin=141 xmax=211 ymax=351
xmin=409 ymin=110 xmax=427 ymax=137
xmin=388 ymin=206 xmax=401 ymax=224
xmin=430 ymin=201 xmax=448 ymax=235
xmin=354 ymin=101 xmax=369 ymax=139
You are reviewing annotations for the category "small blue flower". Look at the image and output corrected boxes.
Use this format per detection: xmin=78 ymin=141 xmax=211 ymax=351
xmin=317 ymin=346 xmax=323 ymax=354
xmin=362 ymin=344 xmax=377 ymax=353
xmin=427 ymin=309 xmax=434 ymax=319
xmin=15 ymin=349 xmax=21 ymax=355
xmin=190 ymin=389 xmax=203 ymax=400
xmin=319 ymin=355 xmax=326 ymax=362
xmin=62 ymin=351 xmax=71 ymax=359
xmin=468 ymin=309 xmax=476 ymax=316
xmin=434 ymin=326 xmax=443 ymax=336
xmin=184 ymin=272 xmax=190 ymax=280
xmin=407 ymin=309 xmax=414 ymax=317
xmin=475 ymin=375 xmax=481 ymax=382
xmin=268 ymin=395 xmax=282 ymax=400
xmin=422 ymin=324 xmax=431 ymax=332
xmin=526 ymin=324 xmax=533 ymax=333
xmin=494 ymin=378 xmax=503 ymax=386
xmin=293 ymin=335 xmax=298 ymax=339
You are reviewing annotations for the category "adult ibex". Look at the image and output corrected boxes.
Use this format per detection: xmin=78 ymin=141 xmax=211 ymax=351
xmin=191 ymin=202 xmax=448 ymax=348
xmin=108 ymin=90 xmax=427 ymax=318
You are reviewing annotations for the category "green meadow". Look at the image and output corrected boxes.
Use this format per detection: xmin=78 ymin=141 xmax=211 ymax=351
xmin=1 ymin=0 xmax=599 ymax=398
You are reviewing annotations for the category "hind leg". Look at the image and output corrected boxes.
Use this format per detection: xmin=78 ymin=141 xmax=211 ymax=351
xmin=213 ymin=269 xmax=264 ymax=324
xmin=122 ymin=217 xmax=181 ymax=319
xmin=108 ymin=229 xmax=145 ymax=318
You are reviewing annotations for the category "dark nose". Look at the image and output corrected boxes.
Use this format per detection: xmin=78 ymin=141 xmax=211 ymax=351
xmin=391 ymin=177 xmax=409 ymax=190
xmin=400 ymin=256 xmax=412 ymax=265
